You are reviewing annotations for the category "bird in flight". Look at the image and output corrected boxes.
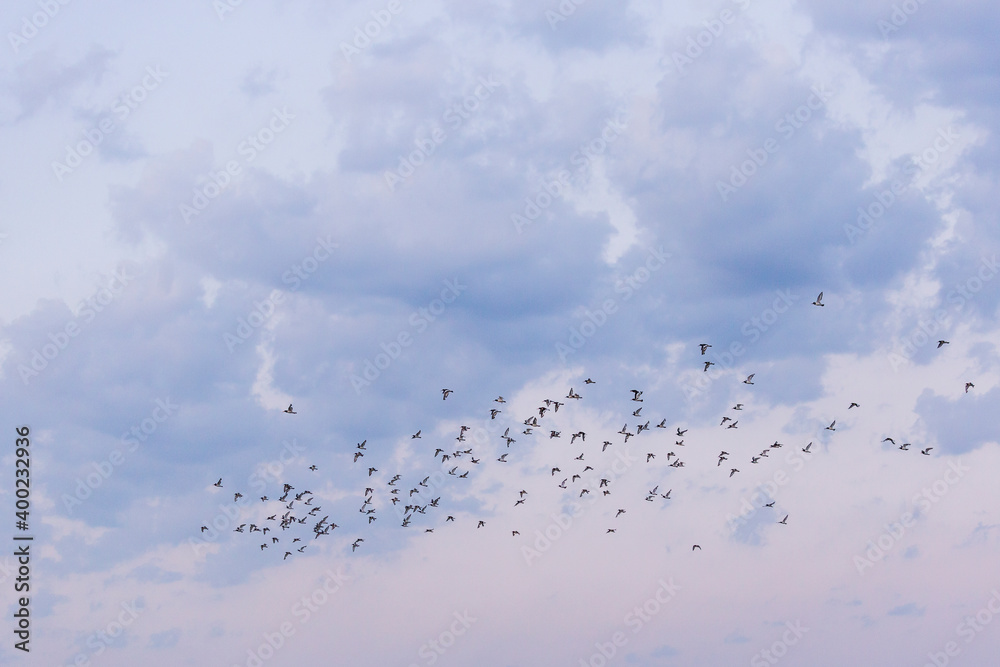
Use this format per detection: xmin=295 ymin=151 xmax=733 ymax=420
xmin=704 ymin=361 xmax=714 ymax=372
xmin=743 ymin=374 xmax=755 ymax=385
xmin=921 ymin=447 xmax=933 ymax=456
xmin=826 ymin=420 xmax=836 ymax=431
xmin=411 ymin=430 xmax=421 ymax=439
xmin=778 ymin=515 xmax=788 ymax=524
xmin=812 ymin=292 xmax=825 ymax=306
xmin=802 ymin=442 xmax=813 ymax=453
xmin=213 ymin=478 xmax=223 ymax=488
xmin=699 ymin=343 xmax=711 ymax=355
xmin=764 ymin=501 xmax=775 ymax=508
xmin=965 ymin=382 xmax=975 ymax=393
xmin=284 ymin=404 xmax=296 ymax=414
xmin=849 ymin=402 xmax=860 ymax=409
xmin=442 ymin=389 xmax=453 ymax=400
xmin=937 ymin=340 xmax=949 ymax=348
xmin=631 ymin=390 xmax=643 ymax=402
xmin=584 ymin=378 xmax=596 ymax=384
xmin=692 ymin=544 xmax=702 ymax=551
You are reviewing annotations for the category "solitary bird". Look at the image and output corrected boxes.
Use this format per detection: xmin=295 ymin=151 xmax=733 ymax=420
xmin=411 ymin=430 xmax=421 ymax=438
xmin=584 ymin=378 xmax=596 ymax=384
xmin=213 ymin=478 xmax=223 ymax=488
xmin=743 ymin=373 xmax=755 ymax=385
xmin=631 ymin=390 xmax=643 ymax=402
xmin=921 ymin=447 xmax=933 ymax=456
xmin=778 ymin=515 xmax=788 ymax=524
xmin=826 ymin=420 xmax=836 ymax=431
xmin=284 ymin=404 xmax=296 ymax=414
xmin=937 ymin=340 xmax=949 ymax=348
xmin=849 ymin=402 xmax=860 ymax=409
xmin=692 ymin=544 xmax=702 ymax=551
xmin=442 ymin=389 xmax=453 ymax=400
xmin=699 ymin=343 xmax=711 ymax=355
xmin=802 ymin=442 xmax=813 ymax=453
xmin=965 ymin=382 xmax=975 ymax=393
xmin=812 ymin=292 xmax=825 ymax=307
xmin=704 ymin=361 xmax=714 ymax=372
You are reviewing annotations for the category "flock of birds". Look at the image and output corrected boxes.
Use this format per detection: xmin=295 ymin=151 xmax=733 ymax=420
xmin=202 ymin=293 xmax=976 ymax=558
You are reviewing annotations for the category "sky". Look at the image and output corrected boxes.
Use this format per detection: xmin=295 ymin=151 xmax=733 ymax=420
xmin=1 ymin=0 xmax=998 ymax=665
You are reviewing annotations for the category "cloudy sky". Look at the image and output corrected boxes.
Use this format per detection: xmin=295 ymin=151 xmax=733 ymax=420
xmin=1 ymin=0 xmax=998 ymax=665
